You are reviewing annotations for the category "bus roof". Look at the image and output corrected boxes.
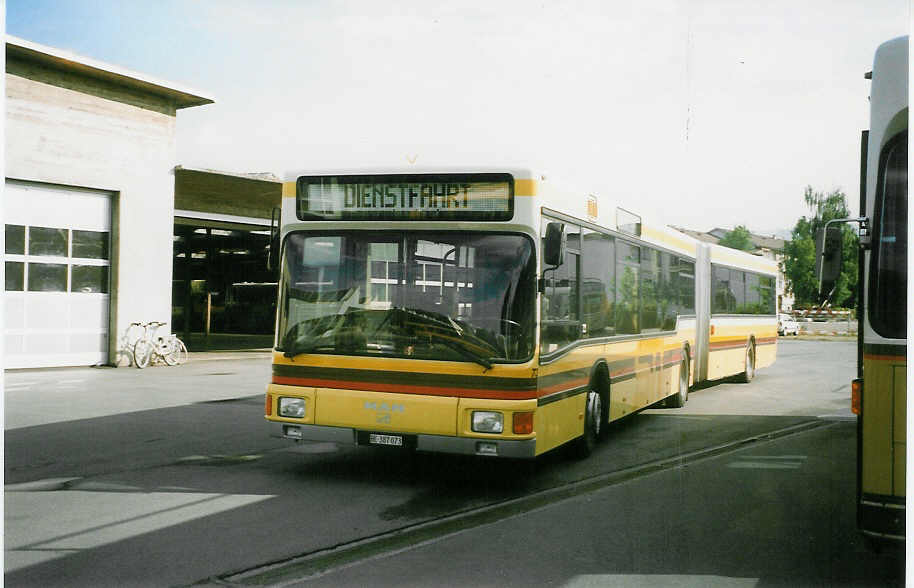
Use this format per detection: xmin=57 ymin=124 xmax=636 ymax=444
xmin=870 ymin=35 xmax=907 ymax=149
xmin=282 ymin=166 xmax=539 ymax=183
xmin=708 ymin=240 xmax=779 ymax=274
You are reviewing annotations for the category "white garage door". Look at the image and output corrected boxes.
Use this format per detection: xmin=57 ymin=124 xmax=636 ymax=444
xmin=4 ymin=181 xmax=112 ymax=368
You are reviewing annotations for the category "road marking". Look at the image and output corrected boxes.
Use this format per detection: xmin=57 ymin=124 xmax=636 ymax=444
xmin=5 ymin=380 xmax=39 ymax=389
xmin=743 ymin=455 xmax=807 ymax=460
xmin=6 ymin=478 xmax=82 ymax=492
xmin=727 ymin=462 xmax=802 ymax=470
xmin=565 ymin=575 xmax=758 ymax=587
xmin=175 ymin=454 xmax=263 ymax=465
xmin=727 ymin=455 xmax=807 ymax=470
xmin=5 ymin=490 xmax=274 ymax=572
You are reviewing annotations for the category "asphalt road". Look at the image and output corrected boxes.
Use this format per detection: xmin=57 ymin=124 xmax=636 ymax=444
xmin=5 ymin=339 xmax=901 ymax=587
xmin=296 ymin=420 xmax=897 ymax=588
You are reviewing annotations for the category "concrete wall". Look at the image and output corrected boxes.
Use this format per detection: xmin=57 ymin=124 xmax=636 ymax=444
xmin=6 ymin=60 xmax=177 ymax=366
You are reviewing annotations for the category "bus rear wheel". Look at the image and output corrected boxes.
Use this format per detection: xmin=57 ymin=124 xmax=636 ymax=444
xmin=668 ymin=354 xmax=689 ymax=408
xmin=739 ymin=342 xmax=756 ymax=383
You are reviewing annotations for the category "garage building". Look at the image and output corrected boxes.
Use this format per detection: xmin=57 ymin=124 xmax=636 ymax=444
xmin=4 ymin=36 xmax=213 ymax=368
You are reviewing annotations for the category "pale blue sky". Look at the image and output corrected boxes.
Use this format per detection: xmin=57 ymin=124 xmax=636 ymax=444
xmin=6 ymin=1 xmax=909 ymax=234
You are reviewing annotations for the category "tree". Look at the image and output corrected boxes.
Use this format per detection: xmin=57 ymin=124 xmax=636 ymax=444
xmin=782 ymin=186 xmax=858 ymax=307
xmin=718 ymin=225 xmax=755 ymax=251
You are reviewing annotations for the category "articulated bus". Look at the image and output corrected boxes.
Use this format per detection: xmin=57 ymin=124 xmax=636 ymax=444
xmin=842 ymin=36 xmax=907 ymax=541
xmin=265 ymin=169 xmax=778 ymax=458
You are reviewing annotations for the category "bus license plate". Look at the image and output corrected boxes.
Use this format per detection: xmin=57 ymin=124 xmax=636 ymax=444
xmin=369 ymin=433 xmax=403 ymax=447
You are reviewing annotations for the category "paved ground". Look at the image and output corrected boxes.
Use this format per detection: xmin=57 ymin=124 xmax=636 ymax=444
xmin=3 ymin=350 xmax=272 ymax=430
xmin=3 ymin=340 xmax=906 ymax=587
xmin=295 ymin=420 xmax=904 ymax=588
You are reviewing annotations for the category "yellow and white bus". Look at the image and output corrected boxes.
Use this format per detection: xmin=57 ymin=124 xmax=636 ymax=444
xmin=265 ymin=169 xmax=778 ymax=458
xmin=842 ymin=36 xmax=907 ymax=540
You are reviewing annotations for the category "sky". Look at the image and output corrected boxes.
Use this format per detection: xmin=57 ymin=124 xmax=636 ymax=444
xmin=6 ymin=0 xmax=909 ymax=236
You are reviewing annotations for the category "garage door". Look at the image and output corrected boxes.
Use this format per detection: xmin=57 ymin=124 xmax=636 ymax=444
xmin=4 ymin=181 xmax=112 ymax=368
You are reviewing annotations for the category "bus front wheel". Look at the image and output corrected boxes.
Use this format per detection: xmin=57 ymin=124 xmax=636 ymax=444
xmin=572 ymin=389 xmax=602 ymax=458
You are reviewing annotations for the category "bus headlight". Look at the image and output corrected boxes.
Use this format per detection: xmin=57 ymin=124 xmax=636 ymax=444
xmin=279 ymin=397 xmax=306 ymax=418
xmin=472 ymin=411 xmax=504 ymax=434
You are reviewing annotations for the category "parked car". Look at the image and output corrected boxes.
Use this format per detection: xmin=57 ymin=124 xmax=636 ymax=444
xmin=778 ymin=313 xmax=800 ymax=336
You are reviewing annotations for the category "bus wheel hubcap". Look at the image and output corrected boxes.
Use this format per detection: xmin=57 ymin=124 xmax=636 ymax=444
xmin=588 ymin=391 xmax=601 ymax=437
xmin=680 ymin=360 xmax=688 ymax=395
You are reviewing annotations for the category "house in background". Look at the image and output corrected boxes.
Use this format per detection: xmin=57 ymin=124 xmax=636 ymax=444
xmin=670 ymin=226 xmax=794 ymax=313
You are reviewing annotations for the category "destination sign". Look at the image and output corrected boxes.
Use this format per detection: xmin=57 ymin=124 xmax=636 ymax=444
xmin=296 ymin=174 xmax=513 ymax=221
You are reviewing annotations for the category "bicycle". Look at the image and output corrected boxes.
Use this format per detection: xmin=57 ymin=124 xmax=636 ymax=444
xmin=132 ymin=321 xmax=189 ymax=368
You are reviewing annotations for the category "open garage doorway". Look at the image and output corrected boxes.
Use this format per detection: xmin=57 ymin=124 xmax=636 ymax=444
xmin=172 ymin=166 xmax=281 ymax=351
xmin=173 ymin=222 xmax=277 ymax=350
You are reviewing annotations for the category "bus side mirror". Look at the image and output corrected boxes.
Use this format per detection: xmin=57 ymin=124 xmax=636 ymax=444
xmin=543 ymin=222 xmax=567 ymax=268
xmin=815 ymin=226 xmax=843 ymax=300
xmin=267 ymin=206 xmax=281 ymax=271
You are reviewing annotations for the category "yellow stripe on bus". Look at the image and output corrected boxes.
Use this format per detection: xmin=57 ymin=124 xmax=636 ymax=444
xmin=514 ymin=179 xmax=538 ymax=196
xmin=640 ymin=225 xmax=697 ymax=254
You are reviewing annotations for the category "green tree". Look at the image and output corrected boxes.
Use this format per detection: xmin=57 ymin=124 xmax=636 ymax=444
xmin=782 ymin=186 xmax=858 ymax=307
xmin=718 ymin=225 xmax=755 ymax=251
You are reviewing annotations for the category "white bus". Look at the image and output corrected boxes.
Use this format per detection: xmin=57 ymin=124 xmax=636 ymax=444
xmin=823 ymin=36 xmax=907 ymax=541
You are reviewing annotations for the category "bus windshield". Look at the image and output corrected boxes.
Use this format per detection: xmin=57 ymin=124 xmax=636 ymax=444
xmin=277 ymin=231 xmax=536 ymax=363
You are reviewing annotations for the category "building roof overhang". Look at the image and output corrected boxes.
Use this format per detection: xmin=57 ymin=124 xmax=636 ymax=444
xmin=6 ymin=35 xmax=214 ymax=109
xmin=174 ymin=166 xmax=281 ymax=225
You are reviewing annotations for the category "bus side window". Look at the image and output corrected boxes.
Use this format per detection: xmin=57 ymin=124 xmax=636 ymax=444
xmin=659 ymin=252 xmax=678 ymax=330
xmin=744 ymin=272 xmax=761 ymax=314
xmin=615 ymin=241 xmax=640 ymax=334
xmin=712 ymin=265 xmax=732 ymax=314
xmin=678 ymin=259 xmax=695 ymax=315
xmin=581 ymin=229 xmax=614 ymax=338
xmin=640 ymin=247 xmax=661 ymax=332
xmin=541 ymin=220 xmax=581 ymax=352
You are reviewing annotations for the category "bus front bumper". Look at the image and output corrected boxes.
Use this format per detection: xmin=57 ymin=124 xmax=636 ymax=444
xmin=269 ymin=422 xmax=537 ymax=459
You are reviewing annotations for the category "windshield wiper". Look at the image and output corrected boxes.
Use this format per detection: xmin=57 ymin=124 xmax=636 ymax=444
xmin=390 ymin=307 xmax=497 ymax=369
xmin=280 ymin=316 xmax=338 ymax=359
xmin=438 ymin=337 xmax=493 ymax=369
